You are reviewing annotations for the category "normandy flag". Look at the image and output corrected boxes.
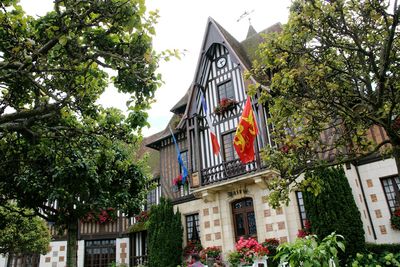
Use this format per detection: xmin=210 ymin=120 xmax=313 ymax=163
xmin=201 ymin=92 xmax=220 ymax=155
xmin=234 ymin=97 xmax=258 ymax=163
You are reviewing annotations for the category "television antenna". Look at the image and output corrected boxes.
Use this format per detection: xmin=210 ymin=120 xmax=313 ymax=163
xmin=237 ymin=10 xmax=254 ymax=25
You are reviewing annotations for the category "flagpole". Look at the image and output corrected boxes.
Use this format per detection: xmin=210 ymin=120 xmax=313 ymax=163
xmin=168 ymin=125 xmax=189 ymax=185
xmin=247 ymin=95 xmax=262 ymax=168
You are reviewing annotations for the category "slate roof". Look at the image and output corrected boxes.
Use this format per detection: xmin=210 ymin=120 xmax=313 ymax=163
xmin=241 ymin=22 xmax=282 ymax=63
xmin=170 ymin=86 xmax=192 ymax=114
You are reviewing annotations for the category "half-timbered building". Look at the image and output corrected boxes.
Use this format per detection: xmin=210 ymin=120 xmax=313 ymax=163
xmin=145 ymin=17 xmax=400 ymax=258
xmin=2 ymin=16 xmax=400 ymax=267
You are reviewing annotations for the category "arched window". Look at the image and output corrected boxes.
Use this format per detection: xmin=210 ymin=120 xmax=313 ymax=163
xmin=231 ymin=198 xmax=257 ymax=240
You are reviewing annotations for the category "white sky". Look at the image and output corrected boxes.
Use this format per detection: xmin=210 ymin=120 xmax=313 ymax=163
xmin=19 ymin=0 xmax=291 ymax=137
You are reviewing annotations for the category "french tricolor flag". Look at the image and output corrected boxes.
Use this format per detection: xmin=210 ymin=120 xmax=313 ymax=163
xmin=201 ymin=92 xmax=220 ymax=155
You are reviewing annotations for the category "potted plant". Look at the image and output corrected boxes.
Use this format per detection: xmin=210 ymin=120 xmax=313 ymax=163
xmin=228 ymin=237 xmax=269 ymax=266
xmin=391 ymin=207 xmax=400 ymax=230
xmin=172 ymin=174 xmax=188 ymax=192
xmin=214 ymin=98 xmax=238 ymax=115
xmin=297 ymin=220 xmax=312 ymax=238
xmin=128 ymin=210 xmax=150 ymax=233
xmin=202 ymin=246 xmax=222 ymax=266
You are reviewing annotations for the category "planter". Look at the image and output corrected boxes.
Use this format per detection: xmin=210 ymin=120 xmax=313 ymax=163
xmin=239 ymin=256 xmax=268 ymax=267
xmin=206 ymin=257 xmax=216 ymax=266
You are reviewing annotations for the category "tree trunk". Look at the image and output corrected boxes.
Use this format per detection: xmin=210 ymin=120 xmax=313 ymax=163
xmin=66 ymin=219 xmax=78 ymax=267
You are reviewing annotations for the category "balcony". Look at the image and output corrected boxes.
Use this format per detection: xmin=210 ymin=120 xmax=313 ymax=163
xmin=194 ymin=153 xmax=278 ymax=202
xmin=48 ymin=217 xmax=132 ymax=240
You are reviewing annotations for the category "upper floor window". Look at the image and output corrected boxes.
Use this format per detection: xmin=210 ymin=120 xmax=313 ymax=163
xmin=222 ymin=131 xmax=238 ymax=162
xmin=295 ymin=191 xmax=308 ymax=228
xmin=145 ymin=178 xmax=161 ymax=210
xmin=381 ymin=176 xmax=400 ymax=212
xmin=185 ymin=213 xmax=200 ymax=242
xmin=180 ymin=150 xmax=189 ymax=173
xmin=217 ymin=80 xmax=234 ymax=101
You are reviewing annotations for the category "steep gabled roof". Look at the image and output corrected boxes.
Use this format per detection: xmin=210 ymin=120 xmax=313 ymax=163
xmin=241 ymin=22 xmax=282 ymax=63
xmin=246 ymin=25 xmax=258 ymax=39
xmin=170 ymin=85 xmax=192 ymax=114
xmin=145 ymin=113 xmax=183 ymax=150
xmin=145 ymin=19 xmax=282 ymax=150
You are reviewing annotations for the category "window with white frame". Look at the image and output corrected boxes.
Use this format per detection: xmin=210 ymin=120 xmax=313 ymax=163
xmin=185 ymin=213 xmax=200 ymax=242
xmin=295 ymin=191 xmax=308 ymax=228
xmin=381 ymin=175 xmax=400 ymax=212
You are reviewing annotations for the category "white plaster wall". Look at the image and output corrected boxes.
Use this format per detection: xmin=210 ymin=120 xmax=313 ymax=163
xmin=116 ymin=237 xmax=129 ymax=265
xmin=0 ymin=255 xmax=7 ymax=267
xmin=175 ymin=180 xmax=304 ymax=256
xmin=77 ymin=240 xmax=85 ymax=267
xmin=343 ymin=165 xmax=376 ymax=243
xmin=40 ymin=240 xmax=67 ymax=267
xmin=356 ymin=158 xmax=400 ymax=243
xmin=285 ymin=190 xmax=304 ymax=242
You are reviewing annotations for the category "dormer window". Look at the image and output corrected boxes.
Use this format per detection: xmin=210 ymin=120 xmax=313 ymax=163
xmin=217 ymin=80 xmax=234 ymax=101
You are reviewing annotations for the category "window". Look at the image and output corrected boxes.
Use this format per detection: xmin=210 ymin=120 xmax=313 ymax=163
xmin=84 ymin=239 xmax=116 ymax=267
xmin=222 ymin=131 xmax=238 ymax=162
xmin=130 ymin=231 xmax=147 ymax=266
xmin=185 ymin=213 xmax=200 ymax=242
xmin=381 ymin=176 xmax=400 ymax=212
xmin=145 ymin=178 xmax=160 ymax=210
xmin=7 ymin=254 xmax=40 ymax=267
xmin=232 ymin=198 xmax=257 ymax=240
xmin=181 ymin=150 xmax=189 ymax=173
xmin=295 ymin=191 xmax=308 ymax=228
xmin=217 ymin=80 xmax=234 ymax=101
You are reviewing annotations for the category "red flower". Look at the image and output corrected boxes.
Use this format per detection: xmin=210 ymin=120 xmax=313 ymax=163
xmin=234 ymin=237 xmax=269 ymax=264
xmin=214 ymin=98 xmax=238 ymax=115
xmin=297 ymin=220 xmax=312 ymax=238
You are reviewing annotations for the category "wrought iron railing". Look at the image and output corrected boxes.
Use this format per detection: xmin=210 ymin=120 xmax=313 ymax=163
xmin=131 ymin=255 xmax=148 ymax=266
xmin=201 ymin=153 xmax=262 ymax=186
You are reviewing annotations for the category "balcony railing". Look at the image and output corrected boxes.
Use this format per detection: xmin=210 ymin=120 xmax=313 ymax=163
xmin=201 ymin=153 xmax=265 ymax=186
xmin=131 ymin=255 xmax=148 ymax=266
xmin=48 ymin=217 xmax=132 ymax=240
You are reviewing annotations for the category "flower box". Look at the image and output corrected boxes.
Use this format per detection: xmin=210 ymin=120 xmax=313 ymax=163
xmin=214 ymin=98 xmax=238 ymax=115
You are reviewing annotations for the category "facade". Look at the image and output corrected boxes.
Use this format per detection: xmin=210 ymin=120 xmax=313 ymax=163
xmin=145 ymin=17 xmax=400 ymax=259
xmin=2 ymin=17 xmax=400 ymax=267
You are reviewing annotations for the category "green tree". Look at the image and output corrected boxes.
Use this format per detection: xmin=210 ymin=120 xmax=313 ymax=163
xmin=0 ymin=202 xmax=51 ymax=255
xmin=148 ymin=198 xmax=183 ymax=267
xmin=249 ymin=0 xmax=400 ymax=206
xmin=0 ymin=1 xmax=164 ymax=266
xmin=303 ymin=167 xmax=365 ymax=261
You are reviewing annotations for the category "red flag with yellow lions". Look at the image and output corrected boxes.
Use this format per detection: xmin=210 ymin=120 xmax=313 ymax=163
xmin=233 ymin=97 xmax=258 ymax=163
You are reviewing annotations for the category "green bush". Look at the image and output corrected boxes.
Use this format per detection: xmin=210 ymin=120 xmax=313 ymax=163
xmin=274 ymin=232 xmax=345 ymax=266
xmin=349 ymin=251 xmax=400 ymax=266
xmin=303 ymin=166 xmax=365 ymax=261
xmin=147 ymin=198 xmax=183 ymax=267
xmin=365 ymin=243 xmax=400 ymax=254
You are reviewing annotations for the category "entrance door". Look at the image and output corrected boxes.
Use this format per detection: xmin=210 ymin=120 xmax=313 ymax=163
xmin=232 ymin=198 xmax=257 ymax=240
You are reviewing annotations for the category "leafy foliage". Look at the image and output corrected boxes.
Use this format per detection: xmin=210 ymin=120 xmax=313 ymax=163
xmin=250 ymin=0 xmax=400 ymax=207
xmin=365 ymin=243 xmax=400 ymax=254
xmin=0 ymin=202 xmax=50 ymax=255
xmin=391 ymin=207 xmax=400 ymax=230
xmin=350 ymin=251 xmax=400 ymax=267
xmin=147 ymin=198 xmax=183 ymax=267
xmin=274 ymin=233 xmax=345 ymax=267
xmin=0 ymin=1 xmax=163 ymax=266
xmin=303 ymin=167 xmax=365 ymax=260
